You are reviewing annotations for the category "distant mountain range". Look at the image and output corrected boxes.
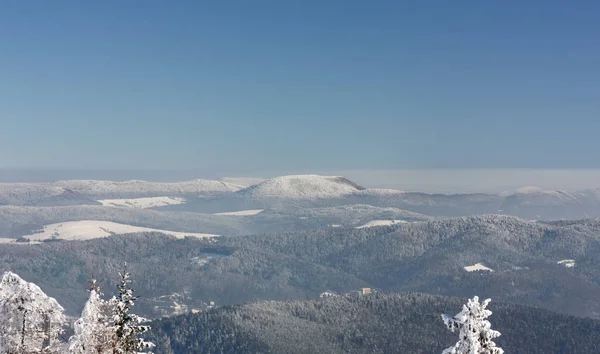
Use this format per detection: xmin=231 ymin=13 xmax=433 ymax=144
xmin=3 ymin=174 xmax=600 ymax=221
xmin=3 ymin=174 xmax=600 ymax=243
xmin=153 ymin=174 xmax=600 ymax=220
xmin=0 ymin=178 xmax=242 ymax=205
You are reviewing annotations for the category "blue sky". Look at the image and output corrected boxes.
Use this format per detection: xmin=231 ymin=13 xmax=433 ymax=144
xmin=1 ymin=1 xmax=599 ymax=174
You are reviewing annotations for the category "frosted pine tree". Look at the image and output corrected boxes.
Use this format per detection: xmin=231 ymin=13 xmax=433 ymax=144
xmin=0 ymin=271 xmax=66 ymax=353
xmin=69 ymin=279 xmax=114 ymax=354
xmin=110 ymin=265 xmax=154 ymax=354
xmin=441 ymin=296 xmax=503 ymax=354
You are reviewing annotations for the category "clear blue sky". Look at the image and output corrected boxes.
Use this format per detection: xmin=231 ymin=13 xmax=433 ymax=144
xmin=1 ymin=1 xmax=599 ymax=174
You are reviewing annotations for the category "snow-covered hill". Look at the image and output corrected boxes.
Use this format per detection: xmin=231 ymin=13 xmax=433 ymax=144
xmin=236 ymin=175 xmax=365 ymax=200
xmin=22 ymin=220 xmax=218 ymax=241
xmin=505 ymin=187 xmax=589 ymax=206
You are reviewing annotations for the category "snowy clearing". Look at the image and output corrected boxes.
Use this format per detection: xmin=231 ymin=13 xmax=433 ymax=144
xmin=22 ymin=221 xmax=218 ymax=241
xmin=98 ymin=196 xmax=186 ymax=209
xmin=557 ymin=259 xmax=576 ymax=268
xmin=213 ymin=209 xmax=264 ymax=216
xmin=355 ymin=220 xmax=408 ymax=229
xmin=464 ymin=263 xmax=494 ymax=272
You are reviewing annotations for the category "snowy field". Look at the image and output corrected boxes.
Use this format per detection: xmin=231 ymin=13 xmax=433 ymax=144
xmin=463 ymin=263 xmax=494 ymax=272
xmin=355 ymin=220 xmax=408 ymax=229
xmin=213 ymin=209 xmax=264 ymax=216
xmin=22 ymin=220 xmax=218 ymax=241
xmin=98 ymin=196 xmax=186 ymax=209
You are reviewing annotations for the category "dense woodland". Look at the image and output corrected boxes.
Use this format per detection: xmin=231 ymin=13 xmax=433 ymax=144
xmin=147 ymin=292 xmax=600 ymax=354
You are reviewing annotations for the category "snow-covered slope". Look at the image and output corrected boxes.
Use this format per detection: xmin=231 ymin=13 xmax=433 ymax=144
xmin=236 ymin=175 xmax=365 ymax=200
xmin=498 ymin=188 xmax=600 ymax=219
xmin=22 ymin=220 xmax=218 ymax=241
xmin=54 ymin=179 xmax=242 ymax=197
xmin=98 ymin=196 xmax=186 ymax=209
xmin=220 ymin=177 xmax=265 ymax=188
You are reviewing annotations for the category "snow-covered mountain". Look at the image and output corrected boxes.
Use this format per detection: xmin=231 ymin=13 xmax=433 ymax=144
xmin=236 ymin=175 xmax=365 ymax=200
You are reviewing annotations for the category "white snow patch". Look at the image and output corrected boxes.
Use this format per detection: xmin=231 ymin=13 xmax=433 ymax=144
xmin=557 ymin=259 xmax=576 ymax=268
xmin=0 ymin=238 xmax=41 ymax=245
xmin=22 ymin=221 xmax=218 ymax=241
xmin=98 ymin=196 xmax=186 ymax=209
xmin=319 ymin=291 xmax=339 ymax=298
xmin=464 ymin=263 xmax=494 ymax=272
xmin=355 ymin=220 xmax=408 ymax=229
xmin=213 ymin=209 xmax=264 ymax=216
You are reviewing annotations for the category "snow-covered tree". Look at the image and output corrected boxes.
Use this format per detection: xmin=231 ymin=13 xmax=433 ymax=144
xmin=109 ymin=266 xmax=154 ymax=354
xmin=69 ymin=280 xmax=114 ymax=354
xmin=441 ymin=296 xmax=503 ymax=354
xmin=0 ymin=271 xmax=66 ymax=353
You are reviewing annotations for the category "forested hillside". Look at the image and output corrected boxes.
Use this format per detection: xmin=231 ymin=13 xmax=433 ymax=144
xmin=1 ymin=215 xmax=600 ymax=320
xmin=148 ymin=292 xmax=600 ymax=354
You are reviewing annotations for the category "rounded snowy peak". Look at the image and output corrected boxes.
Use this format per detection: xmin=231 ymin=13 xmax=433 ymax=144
xmin=237 ymin=175 xmax=365 ymax=199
